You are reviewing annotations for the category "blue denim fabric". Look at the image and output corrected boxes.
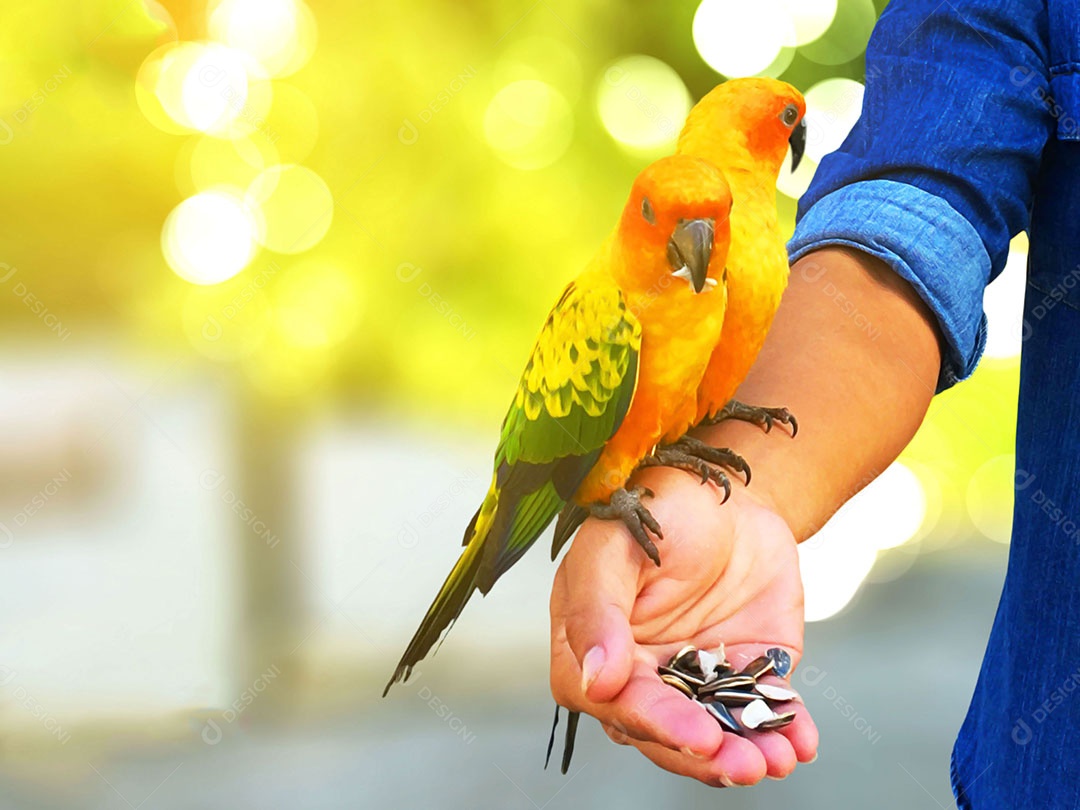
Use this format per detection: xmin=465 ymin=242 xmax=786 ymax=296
xmin=788 ymin=0 xmax=1080 ymax=807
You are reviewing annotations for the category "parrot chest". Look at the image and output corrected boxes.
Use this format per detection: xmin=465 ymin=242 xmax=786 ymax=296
xmin=698 ymin=185 xmax=789 ymax=413
xmin=634 ymin=283 xmax=727 ymax=421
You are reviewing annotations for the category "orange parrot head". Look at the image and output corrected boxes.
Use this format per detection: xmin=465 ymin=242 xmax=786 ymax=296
xmin=678 ymin=77 xmax=807 ymax=177
xmin=615 ymin=154 xmax=732 ymax=296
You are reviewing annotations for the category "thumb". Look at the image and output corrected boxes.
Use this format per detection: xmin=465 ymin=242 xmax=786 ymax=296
xmin=559 ymin=517 xmax=639 ymax=703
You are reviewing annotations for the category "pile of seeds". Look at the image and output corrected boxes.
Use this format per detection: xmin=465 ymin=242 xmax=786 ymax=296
xmin=657 ymin=644 xmax=799 ymax=734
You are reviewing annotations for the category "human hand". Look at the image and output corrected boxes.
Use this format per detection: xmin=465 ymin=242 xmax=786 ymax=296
xmin=549 ymin=464 xmax=818 ymax=786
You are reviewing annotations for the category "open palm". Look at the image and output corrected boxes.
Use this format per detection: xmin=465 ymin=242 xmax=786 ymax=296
xmin=549 ymin=463 xmax=818 ymax=786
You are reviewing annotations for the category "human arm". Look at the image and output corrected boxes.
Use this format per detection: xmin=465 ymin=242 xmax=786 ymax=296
xmin=550 ymin=0 xmax=1055 ymax=785
xmin=549 ymin=246 xmax=941 ymax=784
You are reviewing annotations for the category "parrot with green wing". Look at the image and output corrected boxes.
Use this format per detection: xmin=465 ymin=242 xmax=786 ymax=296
xmin=384 ymin=155 xmax=733 ymax=695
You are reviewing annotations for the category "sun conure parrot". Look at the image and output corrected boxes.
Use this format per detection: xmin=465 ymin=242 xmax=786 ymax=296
xmin=548 ymin=78 xmax=809 ymax=776
xmin=548 ymin=79 xmax=806 ymax=560
xmin=666 ymin=78 xmax=807 ymax=471
xmin=384 ymin=155 xmax=734 ymax=696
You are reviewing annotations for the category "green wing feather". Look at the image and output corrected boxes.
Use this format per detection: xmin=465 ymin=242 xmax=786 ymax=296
xmin=385 ymin=280 xmax=640 ymax=694
xmin=477 ymin=281 xmax=641 ymax=588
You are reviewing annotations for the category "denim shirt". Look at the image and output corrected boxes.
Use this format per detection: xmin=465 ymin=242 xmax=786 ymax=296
xmin=788 ymin=1 xmax=1080 ymax=806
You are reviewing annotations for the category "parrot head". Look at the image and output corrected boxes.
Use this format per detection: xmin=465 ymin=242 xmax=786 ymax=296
xmin=677 ymin=77 xmax=807 ymax=176
xmin=616 ymin=154 xmax=732 ymax=295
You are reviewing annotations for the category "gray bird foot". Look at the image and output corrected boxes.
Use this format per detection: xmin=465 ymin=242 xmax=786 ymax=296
xmin=704 ymin=399 xmax=798 ymax=437
xmin=640 ymin=437 xmax=751 ymax=501
xmin=590 ymin=486 xmax=663 ymax=566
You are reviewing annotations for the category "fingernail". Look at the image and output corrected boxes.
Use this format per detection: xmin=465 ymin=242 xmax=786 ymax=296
xmin=681 ymin=746 xmax=709 ymax=760
xmin=808 ymin=752 xmax=818 ymax=764
xmin=581 ymin=646 xmax=605 ymax=694
xmin=718 ymin=775 xmax=736 ymax=788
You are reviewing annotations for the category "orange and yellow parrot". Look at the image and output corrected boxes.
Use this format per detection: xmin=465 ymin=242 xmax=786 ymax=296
xmin=549 ymin=79 xmax=807 ymax=558
xmin=669 ymin=78 xmax=807 ymax=469
xmin=384 ymin=155 xmax=733 ymax=695
xmin=549 ymin=78 xmax=810 ymax=777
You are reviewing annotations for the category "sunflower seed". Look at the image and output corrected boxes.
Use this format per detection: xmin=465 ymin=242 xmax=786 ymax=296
xmin=740 ymin=655 xmax=775 ymax=679
xmin=702 ymin=689 xmax=759 ymax=705
xmin=765 ymin=647 xmax=792 ymax=678
xmin=758 ymin=710 xmax=797 ymax=730
xmin=754 ymin=683 xmax=800 ymax=702
xmin=671 ymin=646 xmax=698 ymax=670
xmin=697 ymin=649 xmax=720 ymax=679
xmin=711 ymin=643 xmax=729 ymax=668
xmin=657 ymin=666 xmax=705 ymax=688
xmin=652 ymin=642 xmax=800 ymax=735
xmin=660 ymin=673 xmax=695 ymax=698
xmin=698 ymin=675 xmax=756 ymax=694
xmin=703 ymin=700 xmax=742 ymax=734
xmin=739 ymin=699 xmax=775 ymax=730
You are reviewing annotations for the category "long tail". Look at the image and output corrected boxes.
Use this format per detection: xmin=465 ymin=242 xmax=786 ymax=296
xmin=384 ymin=467 xmax=569 ymax=696
xmin=382 ymin=530 xmax=487 ymax=696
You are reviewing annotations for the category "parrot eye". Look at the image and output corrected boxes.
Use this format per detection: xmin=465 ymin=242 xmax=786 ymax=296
xmin=641 ymin=196 xmax=655 ymax=225
xmin=779 ymin=104 xmax=800 ymax=128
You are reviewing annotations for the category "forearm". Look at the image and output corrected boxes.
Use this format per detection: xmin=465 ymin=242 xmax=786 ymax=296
xmin=699 ymin=247 xmax=942 ymax=542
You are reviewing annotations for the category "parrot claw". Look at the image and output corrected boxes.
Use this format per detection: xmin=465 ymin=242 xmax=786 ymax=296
xmin=705 ymin=400 xmax=798 ymax=437
xmin=641 ymin=436 xmax=749 ymax=496
xmin=590 ymin=486 xmax=663 ymax=566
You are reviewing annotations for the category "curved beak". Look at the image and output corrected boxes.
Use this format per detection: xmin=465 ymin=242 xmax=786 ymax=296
xmin=789 ymin=118 xmax=807 ymax=172
xmin=667 ymin=217 xmax=715 ymax=294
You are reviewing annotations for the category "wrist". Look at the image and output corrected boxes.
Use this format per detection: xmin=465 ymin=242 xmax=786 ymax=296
xmin=692 ymin=418 xmax=809 ymax=541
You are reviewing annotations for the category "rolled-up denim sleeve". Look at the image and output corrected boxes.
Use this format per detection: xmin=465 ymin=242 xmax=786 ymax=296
xmin=789 ymin=0 xmax=1053 ymax=391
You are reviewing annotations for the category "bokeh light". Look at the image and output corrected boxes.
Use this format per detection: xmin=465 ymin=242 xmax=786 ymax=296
xmin=983 ymin=237 xmax=1029 ymax=359
xmin=800 ymin=0 xmax=877 ymax=65
xmin=162 ymin=190 xmax=259 ymax=285
xmin=245 ymin=164 xmax=334 ymax=254
xmin=780 ymin=0 xmax=838 ymax=46
xmin=692 ymin=0 xmax=795 ymax=78
xmin=178 ymin=136 xmax=278 ymax=197
xmin=757 ymin=47 xmax=797 ymax=80
xmin=967 ymin=454 xmax=1016 ymax=544
xmin=776 ymin=150 xmax=818 ymax=200
xmin=137 ymin=41 xmax=275 ymax=138
xmin=596 ymin=55 xmax=691 ymax=153
xmin=803 ymin=77 xmax=864 ymax=164
xmin=208 ymin=0 xmax=317 ymax=78
xmin=800 ymin=462 xmax=928 ymax=621
xmin=494 ymin=37 xmax=583 ymax=104
xmin=483 ymin=80 xmax=573 ymax=170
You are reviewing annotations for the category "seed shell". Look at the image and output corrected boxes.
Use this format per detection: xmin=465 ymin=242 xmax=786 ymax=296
xmin=739 ymin=699 xmax=775 ymax=730
xmin=660 ymin=673 xmax=695 ymax=698
xmin=758 ymin=710 xmax=797 ymax=730
xmin=765 ymin=647 xmax=792 ymax=678
xmin=754 ymin=683 xmax=800 ymax=703
xmin=740 ymin=655 xmax=775 ymax=679
xmin=703 ymin=700 xmax=742 ymax=734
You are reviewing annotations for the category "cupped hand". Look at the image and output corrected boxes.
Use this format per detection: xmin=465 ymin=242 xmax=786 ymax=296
xmin=549 ymin=464 xmax=818 ymax=786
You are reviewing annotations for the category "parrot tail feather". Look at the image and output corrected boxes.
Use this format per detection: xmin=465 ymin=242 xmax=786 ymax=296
xmin=382 ymin=533 xmax=487 ymax=696
xmin=551 ymin=502 xmax=588 ymax=560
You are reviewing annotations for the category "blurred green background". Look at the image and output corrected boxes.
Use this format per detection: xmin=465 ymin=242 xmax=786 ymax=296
xmin=0 ymin=0 xmax=1023 ymax=807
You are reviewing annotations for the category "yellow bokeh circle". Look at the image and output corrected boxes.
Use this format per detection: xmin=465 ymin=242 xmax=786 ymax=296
xmin=208 ymin=0 xmax=318 ymax=78
xmin=596 ymin=55 xmax=691 ymax=152
xmin=245 ymin=164 xmax=334 ymax=254
xmin=693 ymin=0 xmax=795 ymax=78
xmin=483 ymin=80 xmax=574 ymax=171
xmin=163 ymin=190 xmax=259 ymax=285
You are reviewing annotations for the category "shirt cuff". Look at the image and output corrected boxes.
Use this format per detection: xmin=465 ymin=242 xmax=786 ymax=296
xmin=788 ymin=179 xmax=990 ymax=393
